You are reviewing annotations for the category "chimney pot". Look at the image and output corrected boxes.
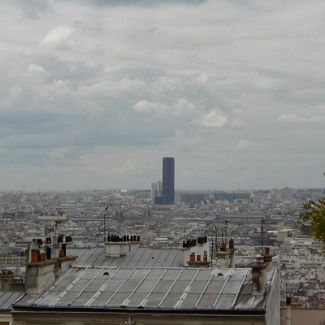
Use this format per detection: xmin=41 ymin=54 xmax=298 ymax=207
xmin=190 ymin=252 xmax=195 ymax=262
xmin=286 ymin=297 xmax=291 ymax=305
xmin=203 ymin=251 xmax=208 ymax=262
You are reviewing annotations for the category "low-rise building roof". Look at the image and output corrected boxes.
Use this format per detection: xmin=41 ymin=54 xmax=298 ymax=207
xmin=0 ymin=291 xmax=24 ymax=311
xmin=14 ymin=266 xmax=278 ymax=314
xmin=68 ymin=245 xmax=183 ymax=268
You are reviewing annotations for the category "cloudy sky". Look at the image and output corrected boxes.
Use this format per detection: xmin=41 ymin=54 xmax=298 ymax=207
xmin=1 ymin=0 xmax=325 ymax=191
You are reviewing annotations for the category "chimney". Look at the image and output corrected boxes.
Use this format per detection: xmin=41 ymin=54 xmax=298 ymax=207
xmin=215 ymin=239 xmax=236 ymax=268
xmin=286 ymin=297 xmax=291 ymax=325
xmin=228 ymin=238 xmax=235 ymax=267
xmin=251 ymin=256 xmax=267 ymax=295
xmin=26 ymin=236 xmax=77 ymax=294
xmin=9 ymin=276 xmax=25 ymax=292
xmin=216 ymin=250 xmax=230 ymax=268
xmin=105 ymin=234 xmax=141 ymax=257
xmin=203 ymin=251 xmax=208 ymax=262
xmin=55 ymin=242 xmax=77 ymax=276
xmin=0 ymin=270 xmax=14 ymax=291
xmin=182 ymin=237 xmax=210 ymax=267
xmin=263 ymin=246 xmax=273 ymax=266
xmin=25 ymin=254 xmax=56 ymax=294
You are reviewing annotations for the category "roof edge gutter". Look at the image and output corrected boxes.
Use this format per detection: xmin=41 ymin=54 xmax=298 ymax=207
xmin=12 ymin=305 xmax=265 ymax=317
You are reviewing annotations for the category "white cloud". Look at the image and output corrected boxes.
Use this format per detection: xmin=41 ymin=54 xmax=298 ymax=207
xmin=77 ymin=76 xmax=148 ymax=98
xmin=199 ymin=108 xmax=245 ymax=129
xmin=236 ymin=139 xmax=257 ymax=151
xmin=199 ymin=109 xmax=228 ymax=128
xmin=41 ymin=26 xmax=74 ymax=49
xmin=27 ymin=63 xmax=46 ymax=73
xmin=172 ymin=98 xmax=197 ymax=115
xmin=134 ymin=100 xmax=160 ymax=113
xmin=278 ymin=114 xmax=323 ymax=124
xmin=111 ymin=159 xmax=137 ymax=176
xmin=152 ymin=76 xmax=180 ymax=92
xmin=134 ymin=99 xmax=197 ymax=116
xmin=196 ymin=73 xmax=209 ymax=84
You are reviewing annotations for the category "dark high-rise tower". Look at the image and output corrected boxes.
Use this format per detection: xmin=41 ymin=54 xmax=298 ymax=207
xmin=162 ymin=157 xmax=175 ymax=204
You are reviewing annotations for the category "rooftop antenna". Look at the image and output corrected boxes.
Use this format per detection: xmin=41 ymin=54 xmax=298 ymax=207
xmin=38 ymin=215 xmax=67 ymax=237
xmin=224 ymin=220 xmax=228 ymax=246
xmin=260 ymin=219 xmax=265 ymax=250
xmin=220 ymin=226 xmax=225 ymax=251
xmin=144 ymin=206 xmax=152 ymax=225
xmin=210 ymin=230 xmax=214 ymax=265
xmin=214 ymin=225 xmax=218 ymax=253
xmin=104 ymin=202 xmax=109 ymax=243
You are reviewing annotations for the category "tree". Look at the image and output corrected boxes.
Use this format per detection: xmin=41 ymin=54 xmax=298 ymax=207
xmin=302 ymin=199 xmax=325 ymax=245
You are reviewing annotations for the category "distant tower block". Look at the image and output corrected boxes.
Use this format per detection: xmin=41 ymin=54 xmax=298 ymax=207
xmin=162 ymin=157 xmax=175 ymax=204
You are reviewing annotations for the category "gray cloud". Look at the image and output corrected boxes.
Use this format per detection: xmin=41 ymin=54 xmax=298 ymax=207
xmin=5 ymin=0 xmax=53 ymax=19
xmin=1 ymin=0 xmax=325 ymax=190
xmin=61 ymin=0 xmax=207 ymax=7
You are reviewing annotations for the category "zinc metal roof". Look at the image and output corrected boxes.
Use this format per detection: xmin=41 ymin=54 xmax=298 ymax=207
xmin=0 ymin=291 xmax=24 ymax=311
xmin=67 ymin=245 xmax=183 ymax=268
xmin=15 ymin=266 xmax=277 ymax=312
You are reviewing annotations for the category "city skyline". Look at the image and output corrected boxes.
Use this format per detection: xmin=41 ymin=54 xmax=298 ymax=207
xmin=1 ymin=1 xmax=325 ymax=191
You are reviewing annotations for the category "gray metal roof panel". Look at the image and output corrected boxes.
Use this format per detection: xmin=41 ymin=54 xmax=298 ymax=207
xmin=0 ymin=291 xmax=25 ymax=310
xmin=181 ymin=293 xmax=201 ymax=309
xmin=90 ymin=292 xmax=111 ymax=306
xmin=14 ymin=267 xmax=277 ymax=312
xmin=69 ymin=246 xmax=183 ymax=268
xmin=215 ymin=294 xmax=237 ymax=309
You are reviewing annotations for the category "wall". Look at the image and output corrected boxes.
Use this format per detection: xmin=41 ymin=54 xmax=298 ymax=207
xmin=265 ymin=270 xmax=281 ymax=325
xmin=13 ymin=311 xmax=267 ymax=325
xmin=0 ymin=313 xmax=12 ymax=325
xmin=280 ymin=309 xmax=325 ymax=325
xmin=25 ymin=262 xmax=55 ymax=294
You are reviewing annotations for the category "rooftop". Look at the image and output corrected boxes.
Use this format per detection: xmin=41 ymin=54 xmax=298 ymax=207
xmin=68 ymin=245 xmax=183 ymax=268
xmin=15 ymin=266 xmax=277 ymax=313
xmin=0 ymin=291 xmax=25 ymax=311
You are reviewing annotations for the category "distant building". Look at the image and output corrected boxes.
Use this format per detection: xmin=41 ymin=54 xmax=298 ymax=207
xmin=153 ymin=195 xmax=164 ymax=205
xmin=151 ymin=181 xmax=162 ymax=202
xmin=151 ymin=182 xmax=158 ymax=201
xmin=0 ymin=251 xmax=25 ymax=269
xmin=152 ymin=158 xmax=175 ymax=205
xmin=162 ymin=157 xmax=175 ymax=204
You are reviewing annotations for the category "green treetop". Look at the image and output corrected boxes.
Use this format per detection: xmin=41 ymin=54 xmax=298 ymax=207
xmin=302 ymin=198 xmax=325 ymax=246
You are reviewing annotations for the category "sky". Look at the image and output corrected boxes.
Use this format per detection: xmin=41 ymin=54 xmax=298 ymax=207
xmin=0 ymin=0 xmax=325 ymax=191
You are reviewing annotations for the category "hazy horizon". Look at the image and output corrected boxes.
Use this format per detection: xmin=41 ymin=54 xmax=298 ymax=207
xmin=1 ymin=186 xmax=324 ymax=194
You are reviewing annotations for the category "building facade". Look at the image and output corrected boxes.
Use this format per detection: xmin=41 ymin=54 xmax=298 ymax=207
xmin=151 ymin=181 xmax=162 ymax=202
xmin=162 ymin=157 xmax=175 ymax=204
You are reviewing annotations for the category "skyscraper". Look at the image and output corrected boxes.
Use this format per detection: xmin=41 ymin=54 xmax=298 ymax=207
xmin=162 ymin=157 xmax=175 ymax=204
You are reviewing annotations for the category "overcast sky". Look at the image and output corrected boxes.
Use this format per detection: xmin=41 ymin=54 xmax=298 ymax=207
xmin=1 ymin=0 xmax=325 ymax=191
